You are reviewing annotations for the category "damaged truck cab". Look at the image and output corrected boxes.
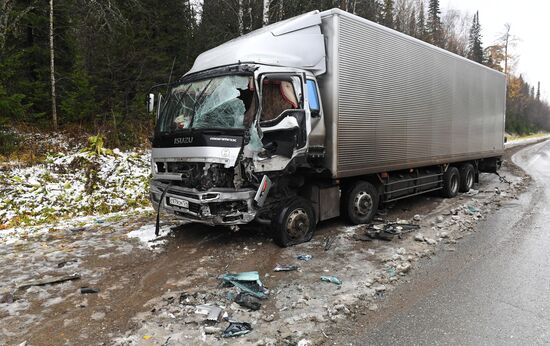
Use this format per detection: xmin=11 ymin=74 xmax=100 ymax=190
xmin=149 ymin=9 xmax=506 ymax=247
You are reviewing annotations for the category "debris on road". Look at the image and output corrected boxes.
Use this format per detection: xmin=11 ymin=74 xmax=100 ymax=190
xmin=219 ymin=271 xmax=268 ymax=299
xmin=17 ymin=273 xmax=81 ymax=290
xmin=80 ymin=287 xmax=100 ymax=294
xmin=324 ymin=236 xmax=335 ymax=251
xmin=0 ymin=291 xmax=14 ymax=304
xmin=320 ymin=275 xmax=342 ymax=286
xmin=297 ymin=254 xmax=312 ymax=261
xmin=273 ymin=264 xmax=299 ymax=272
xmin=195 ymin=304 xmax=223 ymax=322
xmin=354 ymin=222 xmax=421 ymax=242
xmin=204 ymin=326 xmax=222 ymax=335
xmin=57 ymin=259 xmax=78 ymax=268
xmin=414 ymin=233 xmax=425 ymax=242
xmin=222 ymin=322 xmax=252 ymax=337
xmin=465 ymin=189 xmax=479 ymax=196
xmin=235 ymin=292 xmax=262 ymax=311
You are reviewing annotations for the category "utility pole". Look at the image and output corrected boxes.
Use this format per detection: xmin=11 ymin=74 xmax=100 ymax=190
xmin=49 ymin=0 xmax=58 ymax=130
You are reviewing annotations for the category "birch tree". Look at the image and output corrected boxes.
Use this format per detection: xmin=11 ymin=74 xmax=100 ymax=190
xmin=49 ymin=0 xmax=58 ymax=130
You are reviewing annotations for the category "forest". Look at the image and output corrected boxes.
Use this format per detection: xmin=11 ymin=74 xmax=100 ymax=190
xmin=1 ymin=0 xmax=549 ymax=148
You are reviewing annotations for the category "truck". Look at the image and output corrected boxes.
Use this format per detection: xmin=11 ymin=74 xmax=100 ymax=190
xmin=147 ymin=8 xmax=506 ymax=247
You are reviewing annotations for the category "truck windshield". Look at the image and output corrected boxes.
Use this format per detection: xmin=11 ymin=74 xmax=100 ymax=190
xmin=157 ymin=75 xmax=255 ymax=133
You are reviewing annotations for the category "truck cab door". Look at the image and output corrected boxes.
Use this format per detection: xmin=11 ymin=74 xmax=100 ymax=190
xmin=254 ymin=72 xmax=311 ymax=172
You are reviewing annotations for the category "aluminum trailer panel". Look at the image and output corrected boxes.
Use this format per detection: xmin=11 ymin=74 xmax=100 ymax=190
xmin=318 ymin=9 xmax=506 ymax=179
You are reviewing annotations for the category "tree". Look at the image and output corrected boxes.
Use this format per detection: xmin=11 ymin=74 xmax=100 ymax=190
xmin=381 ymin=0 xmax=394 ymax=29
xmin=416 ymin=0 xmax=426 ymax=40
xmin=467 ymin=11 xmax=483 ymax=63
xmin=441 ymin=9 xmax=470 ymax=56
xmin=49 ymin=0 xmax=58 ymax=130
xmin=426 ymin=0 xmax=442 ymax=46
xmin=536 ymin=82 xmax=541 ymax=101
xmin=355 ymin=0 xmax=380 ymax=22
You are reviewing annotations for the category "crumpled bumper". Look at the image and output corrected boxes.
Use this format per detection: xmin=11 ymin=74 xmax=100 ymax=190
xmin=150 ymin=181 xmax=257 ymax=225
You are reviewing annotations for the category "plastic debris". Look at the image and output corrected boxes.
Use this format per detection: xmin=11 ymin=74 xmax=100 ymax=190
xmin=355 ymin=222 xmax=420 ymax=242
xmin=80 ymin=287 xmax=100 ymax=294
xmin=219 ymin=271 xmax=268 ymax=299
xmin=235 ymin=292 xmax=262 ymax=311
xmin=273 ymin=264 xmax=299 ymax=272
xmin=222 ymin=322 xmax=252 ymax=337
xmin=195 ymin=304 xmax=223 ymax=322
xmin=143 ymin=335 xmax=152 ymax=340
xmin=297 ymin=254 xmax=312 ymax=261
xmin=320 ymin=275 xmax=342 ymax=285
xmin=466 ymin=205 xmax=480 ymax=214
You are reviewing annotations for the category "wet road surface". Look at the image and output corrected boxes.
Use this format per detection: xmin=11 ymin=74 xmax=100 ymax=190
xmin=350 ymin=139 xmax=550 ymax=345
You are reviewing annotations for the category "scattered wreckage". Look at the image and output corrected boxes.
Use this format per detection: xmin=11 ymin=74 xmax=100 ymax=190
xmin=147 ymin=8 xmax=506 ymax=247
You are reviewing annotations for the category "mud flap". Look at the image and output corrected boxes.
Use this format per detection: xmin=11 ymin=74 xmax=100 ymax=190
xmin=155 ymin=182 xmax=173 ymax=236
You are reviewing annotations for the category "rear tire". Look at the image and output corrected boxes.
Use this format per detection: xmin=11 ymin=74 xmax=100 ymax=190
xmin=343 ymin=181 xmax=379 ymax=225
xmin=272 ymin=197 xmax=316 ymax=247
xmin=459 ymin=163 xmax=475 ymax=192
xmin=442 ymin=166 xmax=460 ymax=198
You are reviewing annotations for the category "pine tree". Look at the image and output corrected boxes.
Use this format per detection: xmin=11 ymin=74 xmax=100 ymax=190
xmin=416 ymin=1 xmax=427 ymax=41
xmin=467 ymin=11 xmax=484 ymax=63
xmin=426 ymin=0 xmax=442 ymax=47
xmin=536 ymin=82 xmax=541 ymax=101
xmin=381 ymin=0 xmax=394 ymax=29
xmin=355 ymin=0 xmax=380 ymax=22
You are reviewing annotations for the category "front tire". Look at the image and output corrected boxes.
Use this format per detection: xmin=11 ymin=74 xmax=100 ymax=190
xmin=344 ymin=181 xmax=379 ymax=225
xmin=442 ymin=166 xmax=460 ymax=198
xmin=272 ymin=197 xmax=316 ymax=247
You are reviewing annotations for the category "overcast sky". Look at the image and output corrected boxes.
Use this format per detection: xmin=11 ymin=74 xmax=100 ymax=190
xmin=440 ymin=0 xmax=549 ymax=101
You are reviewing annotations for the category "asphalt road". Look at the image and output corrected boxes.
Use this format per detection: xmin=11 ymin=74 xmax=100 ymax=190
xmin=351 ymin=140 xmax=550 ymax=345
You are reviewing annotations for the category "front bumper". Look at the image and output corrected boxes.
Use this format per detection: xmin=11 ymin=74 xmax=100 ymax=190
xmin=150 ymin=181 xmax=257 ymax=225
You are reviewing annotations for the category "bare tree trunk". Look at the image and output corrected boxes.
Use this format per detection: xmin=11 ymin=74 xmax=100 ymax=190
xmin=503 ymin=23 xmax=510 ymax=79
xmin=238 ymin=0 xmax=244 ymax=35
xmin=49 ymin=0 xmax=58 ymax=130
xmin=262 ymin=0 xmax=270 ymax=26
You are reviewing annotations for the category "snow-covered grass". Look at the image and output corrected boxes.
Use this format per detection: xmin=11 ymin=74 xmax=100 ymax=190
xmin=0 ymin=137 xmax=152 ymax=228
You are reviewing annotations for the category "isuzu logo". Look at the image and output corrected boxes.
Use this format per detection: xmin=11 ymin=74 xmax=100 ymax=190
xmin=174 ymin=137 xmax=194 ymax=144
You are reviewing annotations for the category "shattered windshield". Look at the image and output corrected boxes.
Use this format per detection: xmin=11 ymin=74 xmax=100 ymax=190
xmin=157 ymin=75 xmax=256 ymax=133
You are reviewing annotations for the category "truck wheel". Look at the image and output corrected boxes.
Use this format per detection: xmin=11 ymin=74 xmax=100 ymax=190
xmin=344 ymin=181 xmax=379 ymax=225
xmin=442 ymin=166 xmax=460 ymax=198
xmin=273 ymin=197 xmax=316 ymax=247
xmin=459 ymin=163 xmax=475 ymax=192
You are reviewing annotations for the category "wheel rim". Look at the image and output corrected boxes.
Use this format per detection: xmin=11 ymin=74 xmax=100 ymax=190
xmin=450 ymin=174 xmax=458 ymax=193
xmin=466 ymin=171 xmax=474 ymax=188
xmin=353 ymin=191 xmax=373 ymax=217
xmin=286 ymin=209 xmax=310 ymax=239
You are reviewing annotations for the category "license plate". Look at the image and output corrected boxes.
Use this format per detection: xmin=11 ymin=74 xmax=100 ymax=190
xmin=167 ymin=197 xmax=189 ymax=209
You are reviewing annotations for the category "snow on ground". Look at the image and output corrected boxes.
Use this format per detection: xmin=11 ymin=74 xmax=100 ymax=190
xmin=0 ymin=142 xmax=151 ymax=229
xmin=0 ymin=207 xmax=154 ymax=245
xmin=127 ymin=224 xmax=173 ymax=249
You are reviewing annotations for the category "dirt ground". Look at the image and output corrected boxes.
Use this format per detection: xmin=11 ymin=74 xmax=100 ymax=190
xmin=0 ymin=145 xmax=533 ymax=346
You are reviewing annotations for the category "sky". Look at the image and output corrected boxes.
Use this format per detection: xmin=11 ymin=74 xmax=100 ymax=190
xmin=440 ymin=0 xmax=549 ymax=101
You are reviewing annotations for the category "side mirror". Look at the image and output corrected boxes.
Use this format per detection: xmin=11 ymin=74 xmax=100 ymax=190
xmin=311 ymin=109 xmax=320 ymax=118
xmin=147 ymin=93 xmax=155 ymax=113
